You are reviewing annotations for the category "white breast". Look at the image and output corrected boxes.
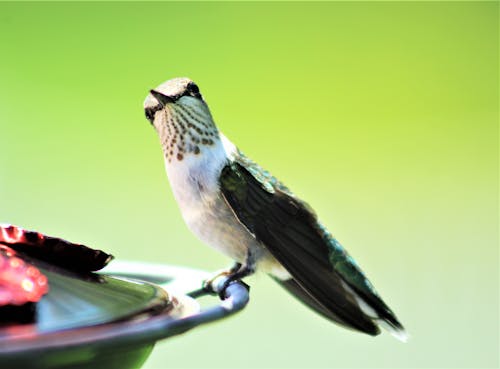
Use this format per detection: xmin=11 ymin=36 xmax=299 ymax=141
xmin=164 ymin=134 xmax=253 ymax=263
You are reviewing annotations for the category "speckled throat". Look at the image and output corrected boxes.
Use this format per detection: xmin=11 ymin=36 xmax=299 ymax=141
xmin=157 ymin=102 xmax=219 ymax=163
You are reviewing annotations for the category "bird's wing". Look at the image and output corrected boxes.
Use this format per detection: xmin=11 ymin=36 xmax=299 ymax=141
xmin=219 ymin=151 xmax=404 ymax=336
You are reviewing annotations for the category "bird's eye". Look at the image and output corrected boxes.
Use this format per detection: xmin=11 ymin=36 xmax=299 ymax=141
xmin=188 ymin=83 xmax=199 ymax=94
xmin=145 ymin=108 xmax=156 ymax=124
xmin=187 ymin=83 xmax=202 ymax=99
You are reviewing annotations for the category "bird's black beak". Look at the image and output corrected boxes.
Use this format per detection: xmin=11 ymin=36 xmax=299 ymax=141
xmin=150 ymin=89 xmax=174 ymax=107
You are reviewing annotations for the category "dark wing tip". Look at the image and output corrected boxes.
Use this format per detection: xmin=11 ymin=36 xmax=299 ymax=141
xmin=275 ymin=277 xmax=381 ymax=336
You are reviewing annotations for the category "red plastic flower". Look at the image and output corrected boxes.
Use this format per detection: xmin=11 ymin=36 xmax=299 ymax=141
xmin=0 ymin=245 xmax=49 ymax=306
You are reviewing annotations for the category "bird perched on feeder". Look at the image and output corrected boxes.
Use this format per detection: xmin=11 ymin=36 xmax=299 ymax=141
xmin=144 ymin=77 xmax=407 ymax=341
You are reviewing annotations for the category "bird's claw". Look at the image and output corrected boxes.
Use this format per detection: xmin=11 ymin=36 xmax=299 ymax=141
xmin=202 ymin=272 xmax=250 ymax=299
xmin=202 ymin=271 xmax=231 ymax=294
xmin=217 ymin=277 xmax=236 ymax=299
xmin=217 ymin=277 xmax=250 ymax=299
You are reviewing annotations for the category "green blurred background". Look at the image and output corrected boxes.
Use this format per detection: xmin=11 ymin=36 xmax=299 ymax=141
xmin=0 ymin=2 xmax=498 ymax=368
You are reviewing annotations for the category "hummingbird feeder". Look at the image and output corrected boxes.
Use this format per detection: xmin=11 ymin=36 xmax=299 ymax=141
xmin=0 ymin=224 xmax=249 ymax=369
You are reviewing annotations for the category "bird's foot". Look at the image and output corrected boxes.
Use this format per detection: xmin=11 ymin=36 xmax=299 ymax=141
xmin=202 ymin=262 xmax=241 ymax=291
xmin=203 ymin=263 xmax=252 ymax=299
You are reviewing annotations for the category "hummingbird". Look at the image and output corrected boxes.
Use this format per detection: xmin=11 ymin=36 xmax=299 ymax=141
xmin=144 ymin=77 xmax=407 ymax=341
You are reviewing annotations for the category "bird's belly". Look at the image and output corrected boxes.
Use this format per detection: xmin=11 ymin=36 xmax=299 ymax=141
xmin=178 ymin=189 xmax=254 ymax=263
xmin=176 ymin=189 xmax=291 ymax=279
xmin=166 ymin=158 xmax=290 ymax=279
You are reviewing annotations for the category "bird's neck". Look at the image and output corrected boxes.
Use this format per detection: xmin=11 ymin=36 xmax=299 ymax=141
xmin=163 ymin=132 xmax=237 ymax=203
xmin=154 ymin=105 xmax=219 ymax=165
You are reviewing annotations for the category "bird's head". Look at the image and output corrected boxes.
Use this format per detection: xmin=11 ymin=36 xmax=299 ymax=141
xmin=144 ymin=77 xmax=219 ymax=162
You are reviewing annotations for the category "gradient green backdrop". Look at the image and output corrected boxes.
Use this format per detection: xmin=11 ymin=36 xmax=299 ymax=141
xmin=0 ymin=2 xmax=498 ymax=368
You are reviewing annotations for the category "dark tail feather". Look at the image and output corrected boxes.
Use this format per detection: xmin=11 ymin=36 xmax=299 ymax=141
xmin=274 ymin=277 xmax=381 ymax=336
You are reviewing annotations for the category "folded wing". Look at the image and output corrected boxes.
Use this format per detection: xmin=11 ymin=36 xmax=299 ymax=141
xmin=219 ymin=153 xmax=405 ymax=338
